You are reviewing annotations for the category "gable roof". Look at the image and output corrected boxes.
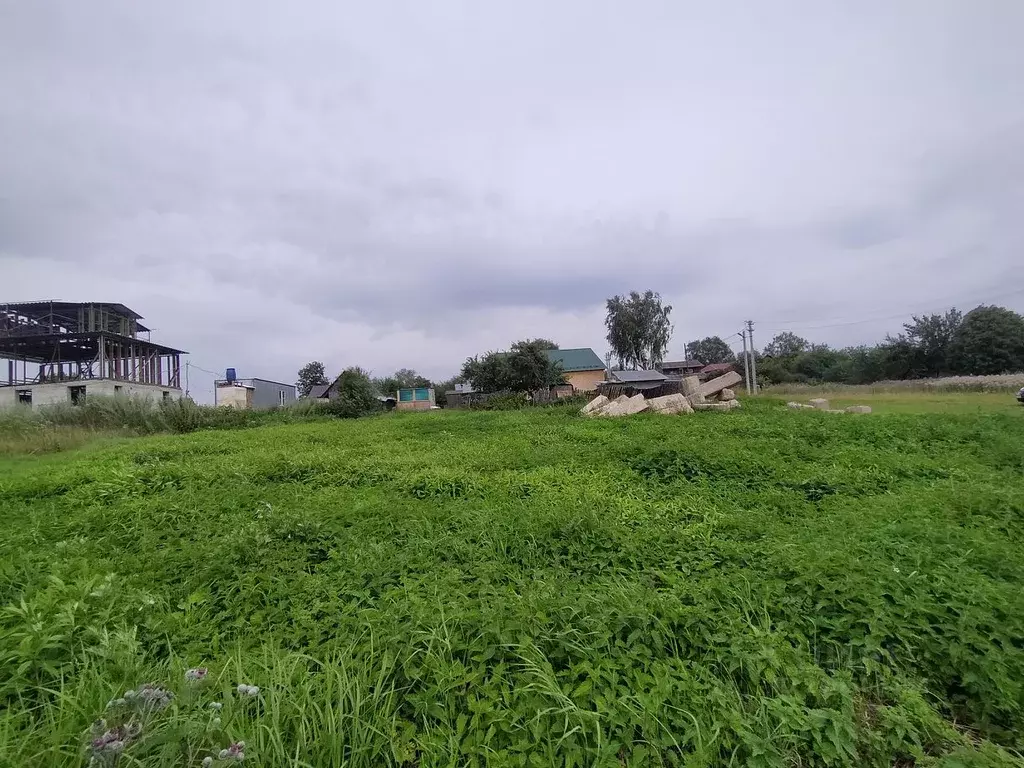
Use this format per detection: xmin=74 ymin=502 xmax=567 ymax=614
xmin=307 ymin=383 xmax=330 ymax=399
xmin=543 ymin=347 xmax=605 ymax=372
xmin=611 ymin=369 xmax=667 ymax=383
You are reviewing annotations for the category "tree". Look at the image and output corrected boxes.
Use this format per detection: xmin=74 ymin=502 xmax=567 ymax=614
xmin=460 ymin=339 xmax=564 ymax=393
xmin=605 ymin=290 xmax=673 ymax=370
xmin=948 ymin=305 xmax=1024 ymax=375
xmin=687 ymin=336 xmax=735 ymax=365
xmin=374 ymin=368 xmax=432 ymax=396
xmin=323 ymin=367 xmax=380 ymax=418
xmin=296 ymin=361 xmax=328 ymax=397
xmin=763 ymin=332 xmax=809 ymax=358
xmin=902 ymin=309 xmax=962 ymax=377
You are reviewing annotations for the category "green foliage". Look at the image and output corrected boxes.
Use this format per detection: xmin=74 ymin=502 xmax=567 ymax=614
xmin=949 ymin=306 xmax=1024 ymax=375
xmin=461 ymin=339 xmax=564 ymax=393
xmin=322 ymin=367 xmax=380 ymax=418
xmin=759 ymin=305 xmax=1024 ymax=386
xmin=374 ymin=368 xmax=432 ymax=398
xmin=688 ymin=336 xmax=736 ymax=364
xmin=2 ymin=404 xmax=1024 ymax=766
xmin=605 ymin=290 xmax=673 ymax=370
xmin=902 ymin=309 xmax=963 ymax=377
xmin=0 ymin=396 xmax=334 ymax=455
xmin=295 ymin=361 xmax=329 ymax=397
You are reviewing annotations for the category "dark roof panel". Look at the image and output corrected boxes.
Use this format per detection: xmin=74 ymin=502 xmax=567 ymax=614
xmin=611 ymin=369 xmax=667 ymax=383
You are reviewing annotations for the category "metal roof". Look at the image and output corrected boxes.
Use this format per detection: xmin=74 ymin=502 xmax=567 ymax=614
xmin=307 ymin=384 xmax=330 ymax=398
xmin=660 ymin=359 xmax=704 ymax=369
xmin=543 ymin=347 xmax=605 ymax=372
xmin=611 ymin=369 xmax=667 ymax=383
xmin=3 ymin=300 xmax=150 ymax=331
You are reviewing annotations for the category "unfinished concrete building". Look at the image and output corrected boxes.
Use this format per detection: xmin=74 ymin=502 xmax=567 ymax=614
xmin=0 ymin=301 xmax=187 ymax=408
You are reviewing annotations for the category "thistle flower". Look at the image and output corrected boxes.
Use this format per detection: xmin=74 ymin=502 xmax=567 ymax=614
xmin=202 ymin=758 xmax=214 ymax=768
xmin=236 ymin=683 xmax=259 ymax=697
xmin=220 ymin=741 xmax=246 ymax=761
xmin=212 ymin=717 xmax=221 ymax=727
xmin=131 ymin=683 xmax=174 ymax=712
xmin=209 ymin=702 xmax=223 ymax=711
xmin=185 ymin=667 xmax=209 ymax=683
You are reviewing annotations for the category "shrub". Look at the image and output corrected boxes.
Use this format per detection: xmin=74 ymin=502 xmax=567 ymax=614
xmin=321 ymin=368 xmax=380 ymax=419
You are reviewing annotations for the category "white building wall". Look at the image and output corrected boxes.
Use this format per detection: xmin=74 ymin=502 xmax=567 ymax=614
xmin=215 ymin=384 xmax=251 ymax=409
xmin=0 ymin=380 xmax=182 ymax=410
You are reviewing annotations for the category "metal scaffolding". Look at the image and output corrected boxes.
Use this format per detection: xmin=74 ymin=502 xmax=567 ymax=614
xmin=1 ymin=301 xmax=186 ymax=388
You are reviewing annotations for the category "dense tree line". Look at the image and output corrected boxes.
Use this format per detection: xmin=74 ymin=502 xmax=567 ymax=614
xmin=755 ymin=305 xmax=1024 ymax=385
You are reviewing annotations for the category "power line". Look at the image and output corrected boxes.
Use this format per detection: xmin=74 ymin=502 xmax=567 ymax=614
xmin=759 ymin=285 xmax=1024 ymax=330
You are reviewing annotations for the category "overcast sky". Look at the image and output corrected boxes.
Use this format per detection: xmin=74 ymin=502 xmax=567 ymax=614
xmin=3 ymin=1 xmax=1023 ymax=400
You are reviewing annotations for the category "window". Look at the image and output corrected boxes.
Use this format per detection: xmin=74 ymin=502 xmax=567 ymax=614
xmin=16 ymin=389 xmax=32 ymax=406
xmin=279 ymin=389 xmax=286 ymax=406
xmin=114 ymin=385 xmax=123 ymax=395
xmin=69 ymin=385 xmax=86 ymax=405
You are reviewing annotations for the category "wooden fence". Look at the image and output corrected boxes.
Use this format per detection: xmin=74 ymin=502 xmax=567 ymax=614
xmin=594 ymin=379 xmax=685 ymax=400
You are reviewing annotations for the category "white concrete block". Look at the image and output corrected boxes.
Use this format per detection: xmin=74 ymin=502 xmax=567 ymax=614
xmin=580 ymin=395 xmax=609 ymax=415
xmin=647 ymin=393 xmax=693 ymax=414
xmin=699 ymin=371 xmax=743 ymax=398
xmin=809 ymin=398 xmax=830 ymax=410
xmin=845 ymin=405 xmax=872 ymax=414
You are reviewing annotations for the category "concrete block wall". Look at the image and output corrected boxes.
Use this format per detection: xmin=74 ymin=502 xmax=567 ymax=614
xmin=0 ymin=380 xmax=182 ymax=410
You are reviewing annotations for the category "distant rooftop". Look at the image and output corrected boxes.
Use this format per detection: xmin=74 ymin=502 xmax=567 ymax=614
xmin=543 ymin=347 xmax=605 ymax=372
xmin=610 ymin=369 xmax=667 ymax=383
xmin=660 ymin=359 xmax=704 ymax=369
xmin=701 ymin=362 xmax=736 ymax=374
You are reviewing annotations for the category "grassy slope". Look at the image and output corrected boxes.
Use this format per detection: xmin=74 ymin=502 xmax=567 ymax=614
xmin=1 ymin=401 xmax=1023 ymax=766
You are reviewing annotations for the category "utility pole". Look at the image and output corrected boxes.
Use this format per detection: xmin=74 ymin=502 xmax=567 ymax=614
xmin=745 ymin=329 xmax=753 ymax=397
xmin=745 ymin=320 xmax=757 ymax=393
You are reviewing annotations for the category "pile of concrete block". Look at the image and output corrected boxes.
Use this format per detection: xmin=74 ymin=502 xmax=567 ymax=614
xmin=786 ymin=398 xmax=872 ymax=414
xmin=581 ymin=372 xmax=744 ymax=418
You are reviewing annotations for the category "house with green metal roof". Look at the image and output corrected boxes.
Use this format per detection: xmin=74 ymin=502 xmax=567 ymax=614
xmin=543 ymin=348 xmax=606 ymax=392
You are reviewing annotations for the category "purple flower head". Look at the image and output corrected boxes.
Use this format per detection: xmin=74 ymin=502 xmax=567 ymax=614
xmin=185 ymin=667 xmax=209 ymax=683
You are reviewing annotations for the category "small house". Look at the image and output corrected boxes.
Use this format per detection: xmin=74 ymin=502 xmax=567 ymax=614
xmin=608 ymin=369 xmax=668 ymax=390
xmin=657 ymin=359 xmax=704 ymax=378
xmin=397 ymin=387 xmax=435 ymax=411
xmin=215 ymin=374 xmax=297 ymax=409
xmin=306 ymin=383 xmax=330 ymax=400
xmin=542 ymin=348 xmax=606 ymax=392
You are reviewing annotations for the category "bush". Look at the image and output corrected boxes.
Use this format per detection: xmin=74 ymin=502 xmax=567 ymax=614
xmin=321 ymin=368 xmax=380 ymax=419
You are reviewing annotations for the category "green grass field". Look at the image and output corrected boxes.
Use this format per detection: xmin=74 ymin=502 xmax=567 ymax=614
xmin=782 ymin=391 xmax=1024 ymax=415
xmin=2 ymin=400 xmax=1024 ymax=766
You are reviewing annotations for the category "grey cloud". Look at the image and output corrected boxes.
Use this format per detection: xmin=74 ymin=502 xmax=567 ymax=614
xmin=3 ymin=0 xmax=1024 ymax=384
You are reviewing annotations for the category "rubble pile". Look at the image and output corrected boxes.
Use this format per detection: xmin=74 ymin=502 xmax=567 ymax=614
xmin=582 ymin=373 xmax=743 ymax=418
